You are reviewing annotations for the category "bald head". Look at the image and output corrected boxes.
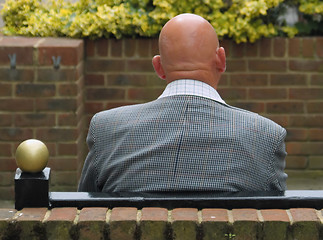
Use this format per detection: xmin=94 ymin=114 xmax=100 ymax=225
xmin=152 ymin=14 xmax=226 ymax=89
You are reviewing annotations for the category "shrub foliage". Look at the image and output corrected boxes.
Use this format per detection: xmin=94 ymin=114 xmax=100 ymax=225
xmin=1 ymin=0 xmax=322 ymax=43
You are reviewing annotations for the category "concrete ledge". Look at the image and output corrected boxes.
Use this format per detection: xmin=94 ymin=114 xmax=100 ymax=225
xmin=0 ymin=207 xmax=322 ymax=239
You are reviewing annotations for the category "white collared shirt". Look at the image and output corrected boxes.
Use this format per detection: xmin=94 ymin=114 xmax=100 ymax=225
xmin=158 ymin=79 xmax=226 ymax=104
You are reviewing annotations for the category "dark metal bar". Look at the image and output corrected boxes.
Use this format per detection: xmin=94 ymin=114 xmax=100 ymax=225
xmin=49 ymin=190 xmax=323 ymax=210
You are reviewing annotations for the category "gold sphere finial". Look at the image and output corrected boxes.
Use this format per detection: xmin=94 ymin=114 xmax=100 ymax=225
xmin=15 ymin=139 xmax=49 ymax=173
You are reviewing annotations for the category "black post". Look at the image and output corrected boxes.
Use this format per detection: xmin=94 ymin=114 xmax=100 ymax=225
xmin=14 ymin=167 xmax=51 ymax=210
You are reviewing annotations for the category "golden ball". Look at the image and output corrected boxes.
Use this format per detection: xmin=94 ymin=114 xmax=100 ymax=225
xmin=15 ymin=139 xmax=49 ymax=173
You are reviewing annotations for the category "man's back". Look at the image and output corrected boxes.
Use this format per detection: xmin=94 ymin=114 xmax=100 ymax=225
xmin=78 ymin=95 xmax=287 ymax=192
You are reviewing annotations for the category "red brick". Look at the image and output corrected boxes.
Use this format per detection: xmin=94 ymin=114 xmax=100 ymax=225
xmin=286 ymin=128 xmax=308 ymax=141
xmin=288 ymin=38 xmax=301 ymax=57
xmin=106 ymin=102 xmax=138 ymax=110
xmin=87 ymin=88 xmax=125 ymax=100
xmin=0 ymin=114 xmax=12 ymax=126
xmin=51 ymin=171 xmax=78 ymax=186
xmin=289 ymin=208 xmax=320 ymax=240
xmin=231 ymin=102 xmax=265 ymax=113
xmin=16 ymin=208 xmax=47 ymax=221
xmin=46 ymin=208 xmax=78 ymax=239
xmin=38 ymin=38 xmax=83 ymax=66
xmin=172 ymin=208 xmax=198 ymax=240
xmin=85 ymin=74 xmax=105 ymax=86
xmin=37 ymin=68 xmax=79 ymax=82
xmin=290 ymin=60 xmax=323 ymax=72
xmin=110 ymin=207 xmax=137 ymax=240
xmin=48 ymin=158 xmax=77 ymax=171
xmin=0 ymin=172 xmax=14 ymax=187
xmin=0 ymin=46 xmax=34 ymax=65
xmin=96 ymin=39 xmax=109 ymax=57
xmin=311 ymin=74 xmax=323 ymax=85
xmin=78 ymin=208 xmax=107 ymax=240
xmin=287 ymin=142 xmax=323 ymax=155
xmin=151 ymin=38 xmax=159 ymax=56
xmin=14 ymin=113 xmax=55 ymax=127
xmin=230 ymin=74 xmax=268 ymax=86
xmin=141 ymin=208 xmax=168 ymax=240
xmin=58 ymin=83 xmax=78 ymax=96
xmin=137 ymin=39 xmax=150 ymax=57
xmin=0 ymin=68 xmax=35 ymax=82
xmin=308 ymin=156 xmax=323 ymax=169
xmin=0 ymin=208 xmax=16 ymax=220
xmin=220 ymin=39 xmax=231 ymax=57
xmin=0 ymin=99 xmax=33 ymax=111
xmin=245 ymin=42 xmax=258 ymax=57
xmin=107 ymin=74 xmax=148 ymax=87
xmin=232 ymin=209 xmax=258 ymax=222
xmin=217 ymin=88 xmax=247 ymax=100
xmin=15 ymin=208 xmax=47 ymax=239
xmin=286 ymin=156 xmax=308 ymax=169
xmin=317 ymin=38 xmax=323 ymax=57
xmin=126 ymin=59 xmax=154 ymax=72
xmin=110 ymin=39 xmax=123 ymax=57
xmin=202 ymin=209 xmax=230 ymax=240
xmin=308 ymin=129 xmax=323 ymax=141
xmin=125 ymin=38 xmax=137 ymax=57
xmin=226 ymin=59 xmax=247 ymax=72
xmin=36 ymin=128 xmax=77 ymax=142
xmin=110 ymin=207 xmax=137 ymax=222
xmin=0 ymin=186 xmax=14 ymax=201
xmin=58 ymin=113 xmax=78 ymax=126
xmin=290 ymin=88 xmax=323 ymax=100
xmin=260 ymin=38 xmax=272 ymax=57
xmin=127 ymin=88 xmax=164 ymax=101
xmin=264 ymin=115 xmax=289 ymax=127
xmin=232 ymin=209 xmax=259 ymax=240
xmin=249 ymin=88 xmax=287 ymax=100
xmin=0 ymin=158 xmax=17 ymax=171
xmin=141 ymin=207 xmax=168 ymax=221
xmin=261 ymin=209 xmax=289 ymax=222
xmin=273 ymin=38 xmax=286 ymax=57
xmin=249 ymin=60 xmax=287 ymax=72
xmin=85 ymin=39 xmax=95 ymax=57
xmin=58 ymin=143 xmax=77 ymax=156
xmin=86 ymin=59 xmax=126 ymax=72
xmin=266 ymin=102 xmax=304 ymax=114
xmin=302 ymin=38 xmax=315 ymax=57
xmin=78 ymin=207 xmax=107 ymax=221
xmin=270 ymin=74 xmax=307 ymax=86
xmin=308 ymin=102 xmax=323 ymax=113
xmin=202 ymin=209 xmax=228 ymax=222
xmin=85 ymin=102 xmax=104 ymax=114
xmin=289 ymin=115 xmax=323 ymax=128
xmin=0 ymin=83 xmax=12 ymax=96
xmin=35 ymin=99 xmax=77 ymax=111
xmin=0 ymin=143 xmax=12 ymax=157
xmin=261 ymin=210 xmax=289 ymax=240
xmin=231 ymin=42 xmax=245 ymax=58
xmin=15 ymin=84 xmax=56 ymax=97
xmin=0 ymin=128 xmax=33 ymax=141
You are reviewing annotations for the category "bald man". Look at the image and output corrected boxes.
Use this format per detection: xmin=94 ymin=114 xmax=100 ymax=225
xmin=78 ymin=14 xmax=287 ymax=192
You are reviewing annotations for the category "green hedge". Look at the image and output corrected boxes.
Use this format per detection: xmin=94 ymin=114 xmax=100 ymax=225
xmin=1 ymin=0 xmax=322 ymax=43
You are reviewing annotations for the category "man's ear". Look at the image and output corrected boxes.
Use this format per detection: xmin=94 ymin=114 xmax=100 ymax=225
xmin=215 ymin=47 xmax=226 ymax=73
xmin=152 ymin=55 xmax=166 ymax=80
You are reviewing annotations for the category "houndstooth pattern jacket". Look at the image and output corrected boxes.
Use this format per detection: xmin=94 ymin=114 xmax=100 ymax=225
xmin=78 ymin=95 xmax=287 ymax=192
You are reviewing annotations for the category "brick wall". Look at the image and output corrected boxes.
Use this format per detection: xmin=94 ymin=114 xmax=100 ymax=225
xmin=0 ymin=36 xmax=322 ymax=201
xmin=0 ymin=37 xmax=85 ymax=200
xmin=0 ymin=207 xmax=322 ymax=239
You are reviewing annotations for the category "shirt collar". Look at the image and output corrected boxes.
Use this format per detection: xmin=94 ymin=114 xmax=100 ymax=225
xmin=158 ymin=79 xmax=226 ymax=104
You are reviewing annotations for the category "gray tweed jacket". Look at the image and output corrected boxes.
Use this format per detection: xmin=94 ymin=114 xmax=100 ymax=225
xmin=78 ymin=95 xmax=287 ymax=192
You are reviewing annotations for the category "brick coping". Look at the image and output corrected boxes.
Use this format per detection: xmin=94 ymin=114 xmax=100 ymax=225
xmin=0 ymin=207 xmax=322 ymax=239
